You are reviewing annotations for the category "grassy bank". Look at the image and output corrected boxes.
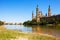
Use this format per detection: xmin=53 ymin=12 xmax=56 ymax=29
xmin=0 ymin=25 xmax=60 ymax=40
xmin=15 ymin=32 xmax=60 ymax=40
xmin=0 ymin=26 xmax=20 ymax=40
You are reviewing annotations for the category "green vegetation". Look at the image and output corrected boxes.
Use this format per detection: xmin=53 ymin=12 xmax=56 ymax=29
xmin=0 ymin=30 xmax=20 ymax=40
xmin=23 ymin=20 xmax=37 ymax=25
xmin=18 ymin=32 xmax=60 ymax=40
xmin=23 ymin=17 xmax=60 ymax=25
xmin=0 ymin=26 xmax=20 ymax=40
xmin=0 ymin=21 xmax=4 ymax=25
xmin=23 ymin=19 xmax=47 ymax=25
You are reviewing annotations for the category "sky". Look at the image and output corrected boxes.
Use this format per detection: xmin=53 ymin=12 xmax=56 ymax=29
xmin=0 ymin=0 xmax=60 ymax=23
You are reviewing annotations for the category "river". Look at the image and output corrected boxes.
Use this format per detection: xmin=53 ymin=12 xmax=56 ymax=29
xmin=3 ymin=25 xmax=60 ymax=38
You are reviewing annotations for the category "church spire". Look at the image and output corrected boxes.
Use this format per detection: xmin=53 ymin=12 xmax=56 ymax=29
xmin=32 ymin=11 xmax=34 ymax=20
xmin=37 ymin=5 xmax=38 ymax=8
xmin=49 ymin=5 xmax=50 ymax=9
xmin=48 ymin=5 xmax=51 ymax=17
xmin=36 ymin=5 xmax=39 ymax=11
xmin=36 ymin=5 xmax=40 ymax=22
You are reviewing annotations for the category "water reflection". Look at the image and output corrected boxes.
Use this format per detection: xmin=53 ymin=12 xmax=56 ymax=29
xmin=3 ymin=25 xmax=60 ymax=38
xmin=32 ymin=25 xmax=60 ymax=38
xmin=32 ymin=25 xmax=43 ymax=33
xmin=32 ymin=25 xmax=53 ymax=34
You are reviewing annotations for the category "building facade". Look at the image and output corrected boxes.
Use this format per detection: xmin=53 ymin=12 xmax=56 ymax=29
xmin=32 ymin=5 xmax=51 ymax=22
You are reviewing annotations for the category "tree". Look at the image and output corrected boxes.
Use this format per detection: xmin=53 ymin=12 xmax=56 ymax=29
xmin=40 ymin=19 xmax=46 ymax=25
xmin=0 ymin=21 xmax=4 ymax=25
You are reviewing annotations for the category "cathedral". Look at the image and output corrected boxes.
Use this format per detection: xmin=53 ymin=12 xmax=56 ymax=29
xmin=32 ymin=5 xmax=51 ymax=22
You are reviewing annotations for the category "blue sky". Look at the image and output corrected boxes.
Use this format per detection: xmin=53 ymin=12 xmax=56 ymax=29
xmin=0 ymin=0 xmax=60 ymax=23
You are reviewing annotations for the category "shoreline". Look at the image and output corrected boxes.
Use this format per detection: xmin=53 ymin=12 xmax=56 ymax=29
xmin=11 ymin=31 xmax=60 ymax=40
xmin=19 ymin=31 xmax=56 ymax=38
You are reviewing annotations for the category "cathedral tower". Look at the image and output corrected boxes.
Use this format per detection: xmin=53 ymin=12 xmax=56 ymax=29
xmin=32 ymin=11 xmax=34 ymax=20
xmin=48 ymin=5 xmax=51 ymax=17
xmin=36 ymin=5 xmax=40 ymax=22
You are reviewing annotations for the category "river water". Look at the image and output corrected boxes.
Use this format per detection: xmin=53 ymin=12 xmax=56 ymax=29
xmin=3 ymin=25 xmax=60 ymax=38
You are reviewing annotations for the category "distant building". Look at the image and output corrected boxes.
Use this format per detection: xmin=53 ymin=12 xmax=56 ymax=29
xmin=48 ymin=5 xmax=51 ymax=17
xmin=32 ymin=5 xmax=45 ymax=22
xmin=32 ymin=5 xmax=60 ymax=23
xmin=32 ymin=11 xmax=35 ymax=20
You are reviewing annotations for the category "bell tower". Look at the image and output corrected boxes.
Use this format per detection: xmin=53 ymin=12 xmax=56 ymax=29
xmin=36 ymin=5 xmax=40 ymax=22
xmin=48 ymin=5 xmax=51 ymax=17
xmin=32 ymin=11 xmax=34 ymax=20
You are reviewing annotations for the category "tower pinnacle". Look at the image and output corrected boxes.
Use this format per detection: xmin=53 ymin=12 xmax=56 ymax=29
xmin=32 ymin=11 xmax=34 ymax=20
xmin=36 ymin=5 xmax=40 ymax=22
xmin=37 ymin=5 xmax=38 ymax=8
xmin=48 ymin=5 xmax=51 ymax=17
